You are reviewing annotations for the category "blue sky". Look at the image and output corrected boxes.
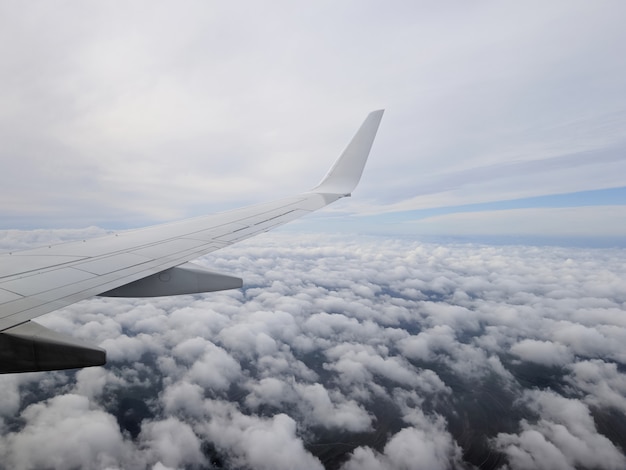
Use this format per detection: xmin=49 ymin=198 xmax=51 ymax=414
xmin=289 ymin=185 xmax=626 ymax=246
xmin=1 ymin=1 xmax=625 ymax=245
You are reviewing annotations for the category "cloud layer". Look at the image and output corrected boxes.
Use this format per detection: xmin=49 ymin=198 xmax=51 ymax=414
xmin=0 ymin=230 xmax=625 ymax=469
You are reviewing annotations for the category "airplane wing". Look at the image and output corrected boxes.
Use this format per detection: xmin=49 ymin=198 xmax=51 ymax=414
xmin=0 ymin=110 xmax=384 ymax=373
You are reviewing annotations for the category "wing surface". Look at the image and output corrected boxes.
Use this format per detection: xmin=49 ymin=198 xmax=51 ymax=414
xmin=0 ymin=110 xmax=384 ymax=334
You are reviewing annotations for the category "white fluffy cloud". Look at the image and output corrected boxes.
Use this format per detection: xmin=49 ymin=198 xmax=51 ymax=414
xmin=139 ymin=417 xmax=206 ymax=468
xmin=494 ymin=390 xmax=626 ymax=470
xmin=199 ymin=405 xmax=324 ymax=470
xmin=510 ymin=339 xmax=574 ymax=367
xmin=342 ymin=425 xmax=463 ymax=470
xmin=0 ymin=394 xmax=134 ymax=470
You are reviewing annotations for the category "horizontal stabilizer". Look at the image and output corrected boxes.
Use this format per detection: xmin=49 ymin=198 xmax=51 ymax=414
xmin=100 ymin=262 xmax=243 ymax=297
xmin=0 ymin=321 xmax=105 ymax=373
xmin=312 ymin=109 xmax=384 ymax=196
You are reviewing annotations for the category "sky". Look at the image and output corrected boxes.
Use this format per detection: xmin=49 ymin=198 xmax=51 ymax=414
xmin=0 ymin=1 xmax=625 ymax=243
xmin=2 ymin=2 xmax=626 ymax=470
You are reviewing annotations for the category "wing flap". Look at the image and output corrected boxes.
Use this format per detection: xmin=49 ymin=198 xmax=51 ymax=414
xmin=0 ymin=255 xmax=87 ymax=279
xmin=100 ymin=262 xmax=242 ymax=297
xmin=0 ymin=321 xmax=105 ymax=373
xmin=0 ymin=289 xmax=22 ymax=304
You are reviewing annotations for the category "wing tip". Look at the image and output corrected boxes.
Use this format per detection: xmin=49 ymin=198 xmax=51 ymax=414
xmin=311 ymin=109 xmax=384 ymax=195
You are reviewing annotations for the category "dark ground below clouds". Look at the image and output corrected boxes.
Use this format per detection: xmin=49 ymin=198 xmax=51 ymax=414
xmin=9 ymin=349 xmax=622 ymax=470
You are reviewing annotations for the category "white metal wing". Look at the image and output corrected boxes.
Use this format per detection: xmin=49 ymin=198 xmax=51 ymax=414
xmin=0 ymin=110 xmax=384 ymax=373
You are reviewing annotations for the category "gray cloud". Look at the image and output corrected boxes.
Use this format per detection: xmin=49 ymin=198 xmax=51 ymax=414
xmin=2 ymin=2 xmax=626 ymax=229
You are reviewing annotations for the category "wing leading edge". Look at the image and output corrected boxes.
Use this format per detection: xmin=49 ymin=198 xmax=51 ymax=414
xmin=0 ymin=110 xmax=384 ymax=373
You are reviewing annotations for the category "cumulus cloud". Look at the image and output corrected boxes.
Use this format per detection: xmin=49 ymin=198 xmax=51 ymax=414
xmin=1 ymin=230 xmax=626 ymax=469
xmin=139 ymin=417 xmax=206 ymax=468
xmin=510 ymin=339 xmax=574 ymax=367
xmin=565 ymin=360 xmax=626 ymax=414
xmin=0 ymin=394 xmax=135 ymax=470
xmin=293 ymin=382 xmax=372 ymax=432
xmin=493 ymin=390 xmax=626 ymax=470
xmin=342 ymin=425 xmax=463 ymax=470
xmin=198 ymin=404 xmax=324 ymax=470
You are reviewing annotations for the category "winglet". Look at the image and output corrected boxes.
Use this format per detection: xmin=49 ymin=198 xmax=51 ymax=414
xmin=311 ymin=109 xmax=384 ymax=196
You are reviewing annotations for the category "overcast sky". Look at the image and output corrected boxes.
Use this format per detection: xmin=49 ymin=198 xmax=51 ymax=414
xmin=1 ymin=1 xmax=625 ymax=242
